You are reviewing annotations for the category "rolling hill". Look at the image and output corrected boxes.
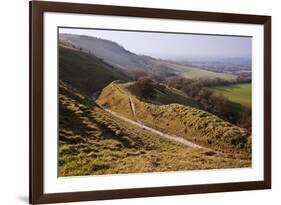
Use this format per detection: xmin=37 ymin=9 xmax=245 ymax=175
xmin=97 ymin=81 xmax=251 ymax=159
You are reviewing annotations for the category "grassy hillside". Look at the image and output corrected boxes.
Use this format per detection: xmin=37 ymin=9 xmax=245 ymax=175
xmin=59 ymin=45 xmax=128 ymax=95
xmin=59 ymin=34 xmax=151 ymax=70
xmin=59 ymin=80 xmax=250 ymax=176
xmin=164 ymin=62 xmax=237 ymax=80
xmin=97 ymin=82 xmax=251 ymax=159
xmin=209 ymin=83 xmax=252 ymax=108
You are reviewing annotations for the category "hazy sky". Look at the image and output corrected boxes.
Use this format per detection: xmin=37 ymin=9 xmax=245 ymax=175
xmin=60 ymin=28 xmax=252 ymax=60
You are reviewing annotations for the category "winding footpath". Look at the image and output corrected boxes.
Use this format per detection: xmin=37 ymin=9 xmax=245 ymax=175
xmin=94 ymin=92 xmax=211 ymax=150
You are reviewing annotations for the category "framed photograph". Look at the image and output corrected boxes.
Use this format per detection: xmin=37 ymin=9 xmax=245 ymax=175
xmin=30 ymin=1 xmax=271 ymax=204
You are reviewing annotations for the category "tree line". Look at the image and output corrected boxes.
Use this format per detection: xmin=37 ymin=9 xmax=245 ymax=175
xmin=198 ymin=73 xmax=251 ymax=87
xmin=166 ymin=77 xmax=251 ymax=131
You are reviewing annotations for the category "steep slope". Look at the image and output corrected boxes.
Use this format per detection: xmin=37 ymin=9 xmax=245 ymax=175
xmin=97 ymin=81 xmax=251 ymax=159
xmin=59 ymin=34 xmax=152 ymax=70
xmin=59 ymin=44 xmax=129 ymax=95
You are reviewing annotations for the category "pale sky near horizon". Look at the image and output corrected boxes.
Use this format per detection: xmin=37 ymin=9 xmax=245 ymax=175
xmin=59 ymin=27 xmax=252 ymax=60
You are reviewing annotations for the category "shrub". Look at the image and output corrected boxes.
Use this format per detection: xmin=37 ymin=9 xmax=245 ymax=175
xmin=134 ymin=77 xmax=156 ymax=99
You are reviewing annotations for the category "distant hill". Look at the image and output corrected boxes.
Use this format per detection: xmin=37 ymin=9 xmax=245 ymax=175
xmin=60 ymin=34 xmax=146 ymax=67
xmin=59 ymin=34 xmax=160 ymax=74
xmin=59 ymin=33 xmax=237 ymax=81
xmin=177 ymin=57 xmax=252 ymax=74
xmin=163 ymin=62 xmax=237 ymax=81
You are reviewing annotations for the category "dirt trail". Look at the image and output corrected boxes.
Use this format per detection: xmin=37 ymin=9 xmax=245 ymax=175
xmin=102 ymin=105 xmax=205 ymax=149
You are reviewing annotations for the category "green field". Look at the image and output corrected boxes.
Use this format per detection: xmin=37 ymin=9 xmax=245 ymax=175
xmin=163 ymin=62 xmax=237 ymax=80
xmin=210 ymin=83 xmax=252 ymax=108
